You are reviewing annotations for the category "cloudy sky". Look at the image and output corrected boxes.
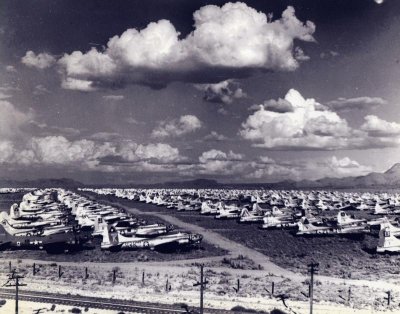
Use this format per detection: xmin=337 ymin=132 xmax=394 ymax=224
xmin=1 ymin=0 xmax=400 ymax=184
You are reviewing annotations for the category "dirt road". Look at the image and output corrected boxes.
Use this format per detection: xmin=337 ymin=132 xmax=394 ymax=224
xmin=95 ymin=198 xmax=400 ymax=293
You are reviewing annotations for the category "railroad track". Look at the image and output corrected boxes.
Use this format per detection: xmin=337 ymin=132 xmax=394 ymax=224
xmin=0 ymin=289 xmax=233 ymax=314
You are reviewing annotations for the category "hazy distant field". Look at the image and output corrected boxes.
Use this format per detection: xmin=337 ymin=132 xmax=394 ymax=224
xmin=86 ymin=192 xmax=400 ymax=282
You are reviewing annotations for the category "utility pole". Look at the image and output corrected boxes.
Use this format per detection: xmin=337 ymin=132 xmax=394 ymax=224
xmin=193 ymin=265 xmax=208 ymax=314
xmin=3 ymin=270 xmax=27 ymax=314
xmin=385 ymin=291 xmax=392 ymax=306
xmin=308 ymin=262 xmax=319 ymax=314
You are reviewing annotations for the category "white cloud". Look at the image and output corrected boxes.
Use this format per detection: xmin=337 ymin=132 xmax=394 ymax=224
xmin=217 ymin=107 xmax=229 ymax=115
xmin=21 ymin=51 xmax=56 ymax=69
xmin=5 ymin=65 xmax=17 ymax=73
xmin=102 ymin=95 xmax=124 ymax=101
xmin=320 ymin=50 xmax=339 ymax=59
xmin=0 ymin=100 xmax=32 ymax=139
xmin=0 ymin=141 xmax=16 ymax=164
xmin=246 ymin=163 xmax=298 ymax=180
xmin=118 ymin=142 xmax=182 ymax=163
xmin=152 ymin=115 xmax=202 ymax=138
xmin=0 ymin=141 xmax=36 ymax=166
xmin=33 ymin=85 xmax=51 ymax=95
xmin=199 ymin=149 xmax=243 ymax=163
xmin=203 ymin=131 xmax=227 ymax=141
xmin=246 ymin=155 xmax=371 ymax=181
xmin=135 ymin=143 xmax=181 ymax=163
xmin=194 ymin=80 xmax=246 ymax=104
xmin=125 ymin=117 xmax=144 ymax=125
xmin=240 ymin=89 xmax=400 ymax=150
xmin=54 ymin=3 xmax=315 ymax=89
xmin=89 ymin=132 xmax=122 ymax=141
xmin=194 ymin=149 xmax=299 ymax=180
xmin=240 ymin=89 xmax=351 ymax=149
xmin=198 ymin=149 xmax=246 ymax=175
xmin=61 ymin=77 xmax=96 ymax=92
xmin=0 ymin=91 xmax=12 ymax=100
xmin=29 ymin=136 xmax=112 ymax=166
xmin=311 ymin=156 xmax=372 ymax=179
xmin=294 ymin=47 xmax=310 ymax=61
xmin=24 ymin=121 xmax=81 ymax=137
xmin=326 ymin=96 xmax=387 ymax=111
xmin=262 ymin=98 xmax=294 ymax=113
xmin=361 ymin=115 xmax=400 ymax=137
xmin=259 ymin=156 xmax=276 ymax=164
xmin=0 ymin=135 xmax=184 ymax=172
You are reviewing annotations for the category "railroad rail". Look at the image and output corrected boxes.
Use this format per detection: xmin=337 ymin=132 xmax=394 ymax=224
xmin=0 ymin=288 xmax=233 ymax=314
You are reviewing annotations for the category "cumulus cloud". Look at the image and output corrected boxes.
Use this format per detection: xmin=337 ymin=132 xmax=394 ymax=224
xmin=197 ymin=149 xmax=246 ymax=175
xmin=246 ymin=163 xmax=298 ymax=180
xmin=0 ymin=129 xmax=374 ymax=181
xmin=125 ymin=117 xmax=145 ymax=125
xmin=29 ymin=136 xmax=113 ymax=166
xmin=21 ymin=51 xmax=56 ymax=69
xmin=0 ymin=141 xmax=36 ymax=166
xmin=247 ymin=155 xmax=371 ymax=181
xmin=320 ymin=50 xmax=339 ymax=59
xmin=326 ymin=96 xmax=387 ymax=111
xmin=102 ymin=95 xmax=124 ymax=101
xmin=61 ymin=77 xmax=96 ymax=92
xmin=262 ymin=98 xmax=294 ymax=113
xmin=0 ymin=135 xmax=184 ymax=172
xmin=53 ymin=3 xmax=315 ymax=90
xmin=23 ymin=121 xmax=81 ymax=137
xmin=152 ymin=115 xmax=202 ymax=138
xmin=89 ymin=132 xmax=122 ymax=141
xmin=294 ymin=47 xmax=310 ymax=61
xmin=312 ymin=156 xmax=372 ymax=179
xmin=0 ymin=100 xmax=33 ymax=139
xmin=240 ymin=89 xmax=351 ymax=149
xmin=199 ymin=149 xmax=243 ymax=163
xmin=240 ymin=89 xmax=400 ymax=150
xmin=0 ymin=91 xmax=12 ymax=100
xmin=6 ymin=65 xmax=17 ymax=73
xmin=217 ymin=107 xmax=229 ymax=115
xmin=118 ymin=142 xmax=181 ymax=163
xmin=361 ymin=115 xmax=400 ymax=137
xmin=194 ymin=149 xmax=297 ymax=180
xmin=0 ymin=136 xmax=110 ymax=167
xmin=33 ymin=85 xmax=51 ymax=95
xmin=259 ymin=156 xmax=276 ymax=164
xmin=194 ymin=80 xmax=246 ymax=104
xmin=203 ymin=131 xmax=227 ymax=141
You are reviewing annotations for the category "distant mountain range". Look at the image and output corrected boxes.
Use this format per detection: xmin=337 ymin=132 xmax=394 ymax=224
xmin=299 ymin=163 xmax=400 ymax=189
xmin=147 ymin=163 xmax=400 ymax=189
xmin=2 ymin=163 xmax=400 ymax=189
xmin=0 ymin=178 xmax=83 ymax=188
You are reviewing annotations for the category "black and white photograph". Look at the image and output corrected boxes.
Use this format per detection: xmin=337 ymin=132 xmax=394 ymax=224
xmin=0 ymin=0 xmax=400 ymax=313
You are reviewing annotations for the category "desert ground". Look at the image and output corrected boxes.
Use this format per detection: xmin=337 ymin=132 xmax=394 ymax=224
xmin=1 ymin=191 xmax=400 ymax=313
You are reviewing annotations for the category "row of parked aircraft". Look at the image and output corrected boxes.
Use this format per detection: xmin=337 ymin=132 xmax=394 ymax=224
xmin=0 ymin=188 xmax=35 ymax=194
xmin=81 ymin=188 xmax=400 ymax=254
xmin=0 ymin=190 xmax=92 ymax=252
xmin=0 ymin=189 xmax=203 ymax=253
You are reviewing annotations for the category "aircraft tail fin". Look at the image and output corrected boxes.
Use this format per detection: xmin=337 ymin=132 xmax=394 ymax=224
xmin=0 ymin=211 xmax=9 ymax=224
xmin=102 ymin=225 xmax=119 ymax=247
xmin=240 ymin=208 xmax=250 ymax=217
xmin=378 ymin=226 xmax=400 ymax=252
xmin=9 ymin=204 xmax=19 ymax=218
